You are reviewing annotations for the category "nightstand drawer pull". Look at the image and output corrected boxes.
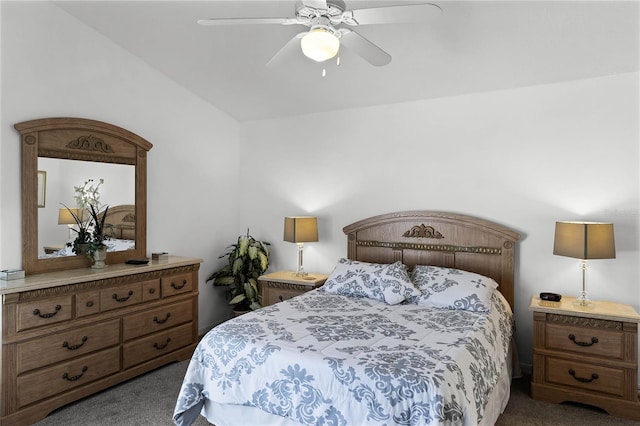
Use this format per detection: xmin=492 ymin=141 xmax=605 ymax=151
xmin=279 ymin=295 xmax=284 ymax=302
xmin=171 ymin=280 xmax=187 ymax=290
xmin=568 ymin=334 xmax=598 ymax=347
xmin=153 ymin=338 xmax=171 ymax=350
xmin=112 ymin=290 xmax=134 ymax=302
xmin=568 ymin=368 xmax=599 ymax=383
xmin=33 ymin=304 xmax=62 ymax=318
xmin=62 ymin=336 xmax=88 ymax=350
xmin=62 ymin=366 xmax=88 ymax=381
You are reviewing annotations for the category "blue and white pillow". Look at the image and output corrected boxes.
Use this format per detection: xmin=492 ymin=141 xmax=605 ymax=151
xmin=409 ymin=265 xmax=498 ymax=312
xmin=323 ymin=259 xmax=420 ymax=305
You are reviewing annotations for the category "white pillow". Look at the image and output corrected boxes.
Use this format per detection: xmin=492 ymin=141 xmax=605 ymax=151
xmin=410 ymin=265 xmax=498 ymax=312
xmin=322 ymin=259 xmax=420 ymax=305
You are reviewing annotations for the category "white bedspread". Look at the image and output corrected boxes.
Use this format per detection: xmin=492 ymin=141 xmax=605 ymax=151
xmin=174 ymin=289 xmax=513 ymax=426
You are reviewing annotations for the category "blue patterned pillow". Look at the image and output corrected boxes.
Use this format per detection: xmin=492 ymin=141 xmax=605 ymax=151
xmin=322 ymin=259 xmax=419 ymax=305
xmin=409 ymin=265 xmax=498 ymax=312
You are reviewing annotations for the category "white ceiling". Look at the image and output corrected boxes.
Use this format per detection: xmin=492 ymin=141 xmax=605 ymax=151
xmin=54 ymin=0 xmax=639 ymax=122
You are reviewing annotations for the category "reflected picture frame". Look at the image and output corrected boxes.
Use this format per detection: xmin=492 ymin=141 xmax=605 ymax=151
xmin=37 ymin=170 xmax=46 ymax=208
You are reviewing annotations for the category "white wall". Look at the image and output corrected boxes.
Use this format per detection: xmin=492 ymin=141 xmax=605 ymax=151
xmin=0 ymin=1 xmax=242 ymax=331
xmin=239 ymin=72 xmax=640 ymax=373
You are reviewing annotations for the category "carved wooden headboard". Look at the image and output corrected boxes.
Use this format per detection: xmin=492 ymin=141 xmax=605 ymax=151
xmin=102 ymin=204 xmax=135 ymax=240
xmin=343 ymin=211 xmax=521 ymax=310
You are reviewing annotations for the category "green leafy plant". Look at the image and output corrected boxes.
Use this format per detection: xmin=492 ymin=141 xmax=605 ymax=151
xmin=207 ymin=231 xmax=270 ymax=311
xmin=86 ymin=203 xmax=111 ymax=256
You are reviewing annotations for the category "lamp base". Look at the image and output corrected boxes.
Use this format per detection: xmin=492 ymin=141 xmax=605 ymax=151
xmin=572 ymin=296 xmax=595 ymax=310
xmin=292 ymin=270 xmax=308 ymax=277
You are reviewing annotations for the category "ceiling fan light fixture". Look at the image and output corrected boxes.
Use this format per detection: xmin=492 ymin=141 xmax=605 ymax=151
xmin=300 ymin=27 xmax=340 ymax=62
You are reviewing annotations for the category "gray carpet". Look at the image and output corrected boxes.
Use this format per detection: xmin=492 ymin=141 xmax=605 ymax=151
xmin=34 ymin=361 xmax=639 ymax=425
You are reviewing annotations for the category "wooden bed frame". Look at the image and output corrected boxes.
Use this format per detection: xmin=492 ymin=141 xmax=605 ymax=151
xmin=343 ymin=211 xmax=521 ymax=310
xmin=102 ymin=204 xmax=136 ymax=240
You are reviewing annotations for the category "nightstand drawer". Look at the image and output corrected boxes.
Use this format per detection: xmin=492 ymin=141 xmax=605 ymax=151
xmin=265 ymin=288 xmax=306 ymax=305
xmin=546 ymin=322 xmax=623 ymax=359
xmin=546 ymin=356 xmax=625 ymax=397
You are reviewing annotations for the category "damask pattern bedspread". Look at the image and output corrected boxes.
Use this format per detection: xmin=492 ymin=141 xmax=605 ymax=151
xmin=173 ymin=289 xmax=513 ymax=426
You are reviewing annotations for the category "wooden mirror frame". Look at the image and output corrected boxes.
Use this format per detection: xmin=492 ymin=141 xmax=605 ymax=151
xmin=16 ymin=117 xmax=153 ymax=275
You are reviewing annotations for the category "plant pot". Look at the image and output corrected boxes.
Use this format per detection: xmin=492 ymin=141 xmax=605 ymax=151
xmin=78 ymin=243 xmax=90 ymax=255
xmin=91 ymin=247 xmax=107 ymax=269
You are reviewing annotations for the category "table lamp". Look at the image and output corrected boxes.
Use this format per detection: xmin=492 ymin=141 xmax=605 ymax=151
xmin=284 ymin=216 xmax=318 ymax=277
xmin=58 ymin=208 xmax=81 ymax=241
xmin=553 ymin=221 xmax=616 ymax=308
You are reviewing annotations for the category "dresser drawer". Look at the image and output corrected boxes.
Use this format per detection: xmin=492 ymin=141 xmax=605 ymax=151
xmin=100 ymin=282 xmax=143 ymax=311
xmin=17 ymin=347 xmax=120 ymax=408
xmin=122 ymin=323 xmax=193 ymax=369
xmin=17 ymin=295 xmax=73 ymax=331
xmin=546 ymin=322 xmax=623 ymax=359
xmin=161 ymin=273 xmax=192 ymax=297
xmin=76 ymin=291 xmax=100 ymax=317
xmin=142 ymin=279 xmax=161 ymax=302
xmin=545 ymin=356 xmax=625 ymax=397
xmin=17 ymin=319 xmax=120 ymax=373
xmin=122 ymin=299 xmax=193 ymax=341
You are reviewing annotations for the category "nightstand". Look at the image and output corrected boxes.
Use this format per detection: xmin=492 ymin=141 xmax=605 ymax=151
xmin=259 ymin=271 xmax=328 ymax=307
xmin=530 ymin=295 xmax=640 ymax=420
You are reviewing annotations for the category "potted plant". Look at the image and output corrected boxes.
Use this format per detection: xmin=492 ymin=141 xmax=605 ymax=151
xmin=64 ymin=178 xmax=105 ymax=256
xmin=87 ymin=204 xmax=110 ymax=268
xmin=207 ymin=231 xmax=270 ymax=313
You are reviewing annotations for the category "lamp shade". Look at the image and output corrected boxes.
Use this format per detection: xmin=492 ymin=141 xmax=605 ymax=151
xmin=300 ymin=28 xmax=339 ymax=62
xmin=58 ymin=208 xmax=80 ymax=225
xmin=553 ymin=221 xmax=616 ymax=260
xmin=284 ymin=217 xmax=318 ymax=243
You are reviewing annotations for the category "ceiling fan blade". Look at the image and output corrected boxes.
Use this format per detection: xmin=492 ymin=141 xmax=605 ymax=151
xmin=266 ymin=33 xmax=306 ymax=68
xmin=343 ymin=3 xmax=442 ymax=26
xmin=301 ymin=0 xmax=328 ymax=10
xmin=339 ymin=30 xmax=391 ymax=66
xmin=197 ymin=17 xmax=299 ymax=26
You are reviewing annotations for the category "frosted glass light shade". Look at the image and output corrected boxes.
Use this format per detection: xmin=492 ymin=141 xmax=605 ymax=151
xmin=300 ymin=28 xmax=339 ymax=62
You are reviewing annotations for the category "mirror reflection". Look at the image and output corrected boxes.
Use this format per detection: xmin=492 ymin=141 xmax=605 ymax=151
xmin=37 ymin=158 xmax=135 ymax=259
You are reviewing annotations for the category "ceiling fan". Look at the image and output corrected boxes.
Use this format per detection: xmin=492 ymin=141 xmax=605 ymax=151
xmin=198 ymin=0 xmax=442 ymax=67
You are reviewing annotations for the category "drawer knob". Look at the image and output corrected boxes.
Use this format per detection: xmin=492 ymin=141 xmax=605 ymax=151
xmin=33 ymin=304 xmax=61 ymax=318
xmin=112 ymin=290 xmax=134 ymax=302
xmin=568 ymin=368 xmax=599 ymax=383
xmin=62 ymin=336 xmax=88 ymax=350
xmin=279 ymin=295 xmax=284 ymax=302
xmin=86 ymin=301 xmax=94 ymax=308
xmin=153 ymin=313 xmax=171 ymax=324
xmin=149 ymin=288 xmax=156 ymax=294
xmin=171 ymin=280 xmax=187 ymax=290
xmin=568 ymin=334 xmax=599 ymax=347
xmin=153 ymin=338 xmax=171 ymax=350
xmin=62 ymin=366 xmax=88 ymax=382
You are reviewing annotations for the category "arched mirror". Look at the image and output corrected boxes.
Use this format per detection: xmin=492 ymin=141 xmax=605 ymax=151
xmin=16 ymin=117 xmax=152 ymax=274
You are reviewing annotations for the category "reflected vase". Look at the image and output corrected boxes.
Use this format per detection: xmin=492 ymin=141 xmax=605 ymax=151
xmin=91 ymin=247 xmax=107 ymax=269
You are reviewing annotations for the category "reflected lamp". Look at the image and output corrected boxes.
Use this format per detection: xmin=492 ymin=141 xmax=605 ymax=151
xmin=284 ymin=216 xmax=318 ymax=277
xmin=58 ymin=208 xmax=81 ymax=241
xmin=553 ymin=221 xmax=616 ymax=308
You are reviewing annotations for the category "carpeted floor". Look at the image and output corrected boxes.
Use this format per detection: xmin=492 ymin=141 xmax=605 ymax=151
xmin=34 ymin=360 xmax=640 ymax=425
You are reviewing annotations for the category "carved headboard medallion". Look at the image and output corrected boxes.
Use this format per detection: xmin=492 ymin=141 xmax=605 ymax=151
xmin=403 ymin=224 xmax=444 ymax=239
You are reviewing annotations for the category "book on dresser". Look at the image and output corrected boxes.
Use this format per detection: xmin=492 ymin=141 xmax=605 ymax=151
xmin=0 ymin=256 xmax=201 ymax=426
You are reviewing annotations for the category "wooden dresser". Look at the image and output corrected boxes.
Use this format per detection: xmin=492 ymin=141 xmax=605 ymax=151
xmin=530 ymin=295 xmax=640 ymax=420
xmin=0 ymin=256 xmax=201 ymax=426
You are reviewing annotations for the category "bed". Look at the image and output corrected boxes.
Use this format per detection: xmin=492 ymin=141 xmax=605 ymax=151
xmin=174 ymin=211 xmax=520 ymax=425
xmin=43 ymin=204 xmax=136 ymax=257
